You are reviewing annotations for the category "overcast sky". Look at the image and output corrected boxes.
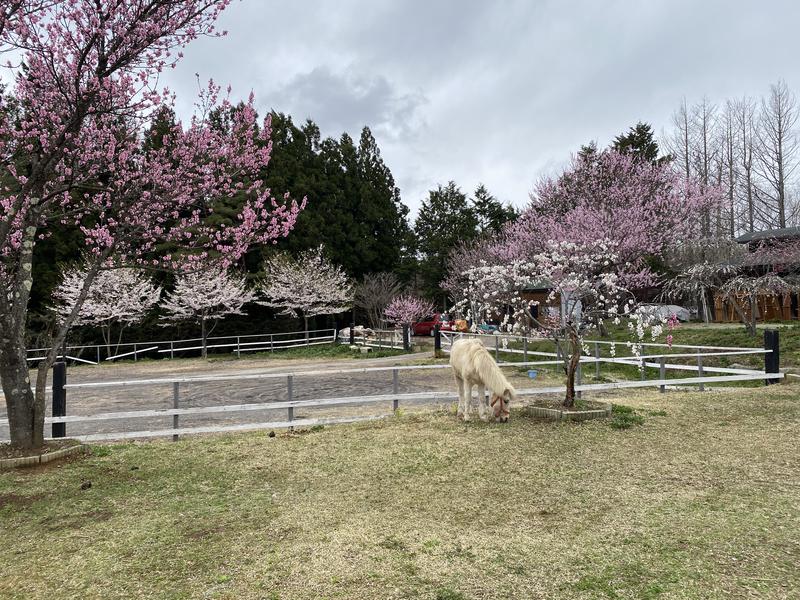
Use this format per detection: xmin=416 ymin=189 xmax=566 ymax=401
xmin=163 ymin=0 xmax=799 ymax=216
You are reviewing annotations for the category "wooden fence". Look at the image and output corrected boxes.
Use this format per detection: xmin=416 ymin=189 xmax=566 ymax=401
xmin=25 ymin=328 xmax=338 ymax=365
xmin=0 ymin=331 xmax=783 ymax=442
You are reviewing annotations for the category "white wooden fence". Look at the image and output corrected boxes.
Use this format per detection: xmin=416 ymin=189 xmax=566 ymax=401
xmin=0 ymin=343 xmax=782 ymax=442
xmin=338 ymin=328 xmax=408 ymax=351
xmin=25 ymin=328 xmax=338 ymax=365
xmin=439 ymin=330 xmax=782 ymax=392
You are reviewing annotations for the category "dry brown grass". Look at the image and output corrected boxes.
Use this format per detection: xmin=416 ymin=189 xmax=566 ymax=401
xmin=1 ymin=384 xmax=799 ymax=599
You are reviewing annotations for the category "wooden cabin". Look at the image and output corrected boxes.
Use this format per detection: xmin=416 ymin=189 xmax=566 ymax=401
xmin=712 ymin=227 xmax=800 ymax=323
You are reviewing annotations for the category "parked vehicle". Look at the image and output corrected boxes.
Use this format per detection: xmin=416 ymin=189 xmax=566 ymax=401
xmin=639 ymin=303 xmax=691 ymax=322
xmin=476 ymin=323 xmax=499 ymax=334
xmin=412 ymin=313 xmax=454 ymax=336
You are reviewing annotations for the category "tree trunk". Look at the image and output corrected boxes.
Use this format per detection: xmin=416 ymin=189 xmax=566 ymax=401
xmin=700 ymin=292 xmax=710 ymax=323
xmin=748 ymin=296 xmax=759 ymax=337
xmin=0 ymin=339 xmax=44 ymax=449
xmin=0 ymin=213 xmax=111 ymax=449
xmin=562 ymin=329 xmax=582 ymax=408
xmin=201 ymin=317 xmax=207 ymax=359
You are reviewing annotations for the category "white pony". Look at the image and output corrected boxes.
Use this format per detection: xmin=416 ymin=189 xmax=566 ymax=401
xmin=449 ymin=338 xmax=516 ymax=422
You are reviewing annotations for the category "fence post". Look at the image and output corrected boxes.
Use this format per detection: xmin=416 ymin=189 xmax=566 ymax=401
xmin=172 ymin=382 xmax=180 ymax=442
xmin=494 ymin=336 xmax=499 ymax=361
xmin=523 ymin=336 xmax=528 ymax=362
xmin=434 ymin=325 xmax=442 ymax=358
xmin=392 ymin=368 xmax=399 ymax=412
xmin=133 ymin=343 xmax=138 ymax=362
xmin=402 ymin=325 xmax=411 ymax=352
xmin=170 ymin=340 xmax=174 ymax=360
xmin=96 ymin=346 xmax=101 ymax=365
xmin=697 ymin=354 xmax=705 ymax=392
xmin=287 ymin=375 xmax=294 ymax=432
xmin=594 ymin=342 xmax=600 ymax=379
xmin=51 ymin=361 xmax=67 ymax=438
xmin=659 ymin=357 xmax=666 ymax=393
xmin=764 ymin=329 xmax=780 ymax=386
xmin=640 ymin=357 xmax=646 ymax=381
xmin=349 ymin=323 xmax=355 ymax=346
xmin=236 ymin=337 xmax=241 ymax=358
xmin=270 ymin=334 xmax=274 ymax=353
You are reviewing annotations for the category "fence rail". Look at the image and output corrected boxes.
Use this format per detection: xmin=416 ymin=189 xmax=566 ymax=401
xmin=25 ymin=328 xmax=338 ymax=364
xmin=0 ymin=334 xmax=784 ymax=442
xmin=338 ymin=328 xmax=408 ymax=351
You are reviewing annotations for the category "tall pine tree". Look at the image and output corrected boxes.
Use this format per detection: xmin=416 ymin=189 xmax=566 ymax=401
xmin=471 ymin=184 xmax=518 ymax=234
xmin=414 ymin=182 xmax=478 ymax=303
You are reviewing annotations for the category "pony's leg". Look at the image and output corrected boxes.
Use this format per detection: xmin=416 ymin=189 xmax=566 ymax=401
xmin=455 ymin=375 xmax=466 ymax=418
xmin=463 ymin=384 xmax=473 ymax=421
xmin=477 ymin=383 xmax=488 ymax=421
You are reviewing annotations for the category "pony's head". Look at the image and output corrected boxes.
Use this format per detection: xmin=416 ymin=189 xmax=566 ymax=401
xmin=490 ymin=387 xmax=515 ymax=422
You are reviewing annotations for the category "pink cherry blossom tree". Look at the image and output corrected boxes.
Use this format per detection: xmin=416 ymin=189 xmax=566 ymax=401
xmin=443 ymin=149 xmax=719 ymax=406
xmin=258 ymin=246 xmax=354 ymax=332
xmin=52 ymin=266 xmax=162 ymax=355
xmin=384 ymin=294 xmax=435 ymax=326
xmin=161 ymin=267 xmax=255 ymax=358
xmin=485 ymin=150 xmax=721 ymax=289
xmin=457 ymin=240 xmax=672 ymax=407
xmin=0 ymin=2 xmax=304 ymax=449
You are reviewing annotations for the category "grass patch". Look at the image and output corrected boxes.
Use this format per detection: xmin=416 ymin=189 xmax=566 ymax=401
xmin=610 ymin=403 xmax=646 ymax=429
xmin=435 ymin=587 xmax=469 ymax=600
xmin=1 ymin=386 xmax=799 ymax=598
xmin=209 ymin=342 xmax=412 ymax=361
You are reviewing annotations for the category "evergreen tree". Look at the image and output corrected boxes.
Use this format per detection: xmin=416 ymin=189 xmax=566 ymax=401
xmin=264 ymin=119 xmax=412 ymax=279
xmin=471 ymin=184 xmax=517 ymax=234
xmin=414 ymin=181 xmax=478 ymax=303
xmin=612 ymin=122 xmax=668 ymax=164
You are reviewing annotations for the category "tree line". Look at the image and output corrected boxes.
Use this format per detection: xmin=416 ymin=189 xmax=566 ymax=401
xmin=26 ymin=107 xmax=518 ymax=337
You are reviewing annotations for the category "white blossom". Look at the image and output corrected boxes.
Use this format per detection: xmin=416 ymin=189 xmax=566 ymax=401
xmin=258 ymin=245 xmax=353 ymax=327
xmin=52 ymin=266 xmax=161 ymax=351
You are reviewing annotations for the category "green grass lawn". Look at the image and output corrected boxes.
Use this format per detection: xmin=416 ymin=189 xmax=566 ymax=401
xmin=2 ymin=385 xmax=798 ymax=599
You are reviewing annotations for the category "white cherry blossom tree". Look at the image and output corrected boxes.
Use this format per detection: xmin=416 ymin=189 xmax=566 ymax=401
xmin=258 ymin=246 xmax=354 ymax=331
xmin=456 ymin=240 xmax=673 ymax=407
xmin=161 ymin=267 xmax=255 ymax=358
xmin=52 ymin=267 xmax=162 ymax=355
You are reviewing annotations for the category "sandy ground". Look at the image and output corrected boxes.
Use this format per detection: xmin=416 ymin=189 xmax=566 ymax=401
xmin=0 ymin=350 xmax=540 ymax=441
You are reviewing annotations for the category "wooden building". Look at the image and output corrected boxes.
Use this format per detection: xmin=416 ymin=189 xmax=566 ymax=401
xmin=712 ymin=227 xmax=800 ymax=323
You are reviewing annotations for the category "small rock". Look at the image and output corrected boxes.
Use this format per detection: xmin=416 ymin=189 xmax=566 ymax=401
xmin=80 ymin=481 xmax=92 ymax=490
xmin=268 ymin=431 xmax=276 ymax=438
xmin=130 ymin=466 xmax=139 ymax=471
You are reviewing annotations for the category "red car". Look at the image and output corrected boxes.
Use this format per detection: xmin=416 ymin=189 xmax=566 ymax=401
xmin=412 ymin=313 xmax=454 ymax=336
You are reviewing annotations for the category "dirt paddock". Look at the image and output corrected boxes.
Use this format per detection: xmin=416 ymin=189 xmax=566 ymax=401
xmin=0 ymin=351 xmax=544 ymax=441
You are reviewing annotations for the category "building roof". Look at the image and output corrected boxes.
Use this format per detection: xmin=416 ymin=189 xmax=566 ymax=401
xmin=736 ymin=226 xmax=800 ymax=244
xmin=521 ymin=279 xmax=553 ymax=292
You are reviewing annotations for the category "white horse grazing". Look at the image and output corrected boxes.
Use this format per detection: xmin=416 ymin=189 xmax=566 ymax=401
xmin=449 ymin=338 xmax=516 ymax=422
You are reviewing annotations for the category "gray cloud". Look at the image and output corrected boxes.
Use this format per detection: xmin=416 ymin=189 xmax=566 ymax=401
xmin=164 ymin=0 xmax=800 ymax=214
xmin=266 ymin=67 xmax=426 ymax=141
